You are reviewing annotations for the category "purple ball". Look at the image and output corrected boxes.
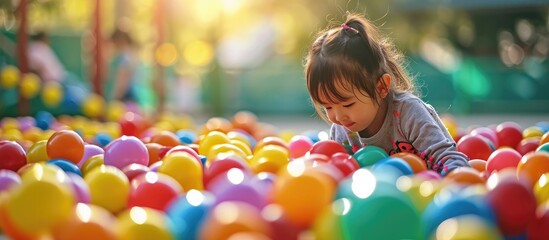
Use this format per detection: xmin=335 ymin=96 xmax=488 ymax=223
xmin=0 ymin=169 xmax=22 ymax=191
xmin=104 ymin=136 xmax=149 ymax=169
xmin=78 ymin=144 xmax=105 ymax=168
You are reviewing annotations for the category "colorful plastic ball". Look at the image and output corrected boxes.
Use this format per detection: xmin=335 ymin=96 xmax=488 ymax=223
xmin=338 ymin=169 xmax=424 ymax=240
xmin=537 ymin=142 xmax=549 ymax=153
xmin=372 ymin=157 xmax=414 ymax=176
xmin=523 ymin=126 xmax=543 ymax=139
xmin=422 ymin=185 xmax=495 ymax=237
xmin=84 ymin=165 xmax=130 ymax=214
xmin=0 ymin=169 xmax=21 ymax=191
xmin=127 ymin=172 xmax=183 ymax=211
xmin=52 ymin=203 xmax=117 ymax=240
xmin=66 ymin=172 xmax=91 ymax=204
xmin=80 ymin=154 xmax=104 ymax=176
xmin=540 ymin=131 xmax=549 ymax=145
xmin=42 ymin=81 xmax=64 ymax=108
xmin=0 ymin=65 xmax=19 ymax=88
xmin=47 ymin=129 xmax=85 ymax=165
xmin=527 ymin=205 xmax=549 ymax=240
xmin=121 ymin=163 xmax=151 ymax=182
xmin=329 ymin=152 xmax=360 ymax=177
xmin=150 ymin=130 xmax=181 ymax=147
xmin=1 ymin=128 xmax=22 ymax=141
xmin=117 ymin=207 xmax=174 ymax=240
xmin=6 ymin=164 xmax=75 ymax=234
xmin=443 ymin=167 xmax=486 ymax=185
xmin=432 ymin=214 xmax=502 ymax=240
xmin=273 ymin=166 xmax=336 ymax=228
xmin=118 ymin=112 xmax=146 ymax=137
xmin=199 ymin=201 xmax=271 ymax=240
xmin=390 ymin=152 xmax=427 ymax=174
xmin=249 ymin=144 xmax=290 ymax=174
xmin=457 ymin=134 xmax=494 ymax=161
xmin=203 ymin=154 xmax=250 ymax=190
xmin=312 ymin=199 xmax=344 ymax=240
xmin=165 ymin=145 xmax=201 ymax=163
xmin=353 ymin=145 xmax=389 ymax=167
xmin=47 ymin=159 xmax=82 ymax=176
xmin=158 ymin=151 xmax=203 ymax=191
xmin=288 ymin=135 xmax=313 ymax=159
xmin=516 ymin=137 xmax=540 ymax=156
xmin=105 ymin=100 xmax=126 ymax=122
xmin=78 ymin=144 xmax=105 ymax=168
xmin=495 ymin=121 xmax=523 ymax=149
xmin=104 ymin=135 xmax=149 ymax=170
xmin=20 ymin=73 xmax=41 ymax=99
xmin=516 ymin=151 xmax=549 ymax=187
xmin=469 ymin=159 xmax=487 ymax=173
xmin=145 ymin=142 xmax=165 ymax=167
xmin=81 ymin=93 xmax=105 ymax=118
xmin=94 ymin=132 xmax=113 ymax=147
xmin=533 ymin=173 xmax=549 ymax=206
xmin=309 ymin=140 xmax=348 ymax=158
xmin=486 ymin=148 xmax=522 ymax=177
xmin=0 ymin=140 xmax=27 ymax=172
xmin=260 ymin=204 xmax=300 ymax=240
xmin=175 ymin=129 xmax=197 ymax=144
xmin=34 ymin=111 xmax=54 ymax=130
xmin=471 ymin=127 xmax=500 ymax=149
xmin=209 ymin=168 xmax=268 ymax=210
xmin=395 ymin=176 xmax=439 ymax=213
xmin=486 ymin=171 xmax=537 ymax=236
xmin=166 ymin=190 xmax=216 ymax=240
xmin=198 ymin=130 xmax=231 ymax=156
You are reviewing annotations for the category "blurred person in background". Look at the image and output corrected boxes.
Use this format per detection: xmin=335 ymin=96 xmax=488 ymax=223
xmin=104 ymin=28 xmax=142 ymax=112
xmin=27 ymin=31 xmax=66 ymax=83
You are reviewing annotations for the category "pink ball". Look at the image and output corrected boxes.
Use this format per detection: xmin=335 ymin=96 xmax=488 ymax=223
xmin=288 ymin=135 xmax=313 ymax=159
xmin=495 ymin=122 xmax=523 ymax=149
xmin=470 ymin=127 xmax=499 ymax=149
xmin=486 ymin=148 xmax=522 ymax=177
xmin=457 ymin=134 xmax=494 ymax=160
xmin=77 ymin=144 xmax=105 ymax=168
xmin=104 ymin=136 xmax=149 ymax=169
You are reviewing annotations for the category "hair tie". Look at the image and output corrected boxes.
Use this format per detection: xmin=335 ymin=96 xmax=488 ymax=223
xmin=341 ymin=23 xmax=359 ymax=34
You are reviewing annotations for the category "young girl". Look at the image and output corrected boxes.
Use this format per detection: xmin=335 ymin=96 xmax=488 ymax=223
xmin=304 ymin=13 xmax=470 ymax=176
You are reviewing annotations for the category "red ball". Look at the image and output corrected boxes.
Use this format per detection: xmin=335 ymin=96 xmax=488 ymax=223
xmin=486 ymin=174 xmax=537 ymax=236
xmin=457 ymin=134 xmax=494 ymax=160
xmin=309 ymin=140 xmax=348 ymax=158
xmin=127 ymin=172 xmax=183 ymax=211
xmin=486 ymin=148 xmax=522 ymax=177
xmin=527 ymin=208 xmax=549 ymax=240
xmin=329 ymin=152 xmax=360 ymax=177
xmin=516 ymin=138 xmax=540 ymax=156
xmin=0 ymin=141 xmax=27 ymax=172
xmin=495 ymin=122 xmax=523 ymax=149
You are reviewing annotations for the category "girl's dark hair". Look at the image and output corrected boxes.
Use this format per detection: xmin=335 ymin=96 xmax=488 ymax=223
xmin=304 ymin=13 xmax=416 ymax=122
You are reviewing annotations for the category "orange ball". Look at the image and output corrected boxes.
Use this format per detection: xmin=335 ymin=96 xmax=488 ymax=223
xmin=517 ymin=151 xmax=549 ymax=187
xmin=52 ymin=203 xmax=117 ymax=240
xmin=199 ymin=201 xmax=270 ymax=240
xmin=47 ymin=130 xmax=85 ymax=164
xmin=444 ymin=167 xmax=486 ymax=185
xmin=254 ymin=136 xmax=289 ymax=153
xmin=149 ymin=131 xmax=180 ymax=147
xmin=390 ymin=152 xmax=427 ymax=174
xmin=468 ymin=159 xmax=487 ymax=173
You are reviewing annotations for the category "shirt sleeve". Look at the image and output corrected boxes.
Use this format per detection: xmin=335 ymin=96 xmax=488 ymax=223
xmin=397 ymin=98 xmax=470 ymax=175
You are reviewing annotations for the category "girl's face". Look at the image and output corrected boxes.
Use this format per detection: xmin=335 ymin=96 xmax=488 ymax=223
xmin=318 ymin=82 xmax=381 ymax=133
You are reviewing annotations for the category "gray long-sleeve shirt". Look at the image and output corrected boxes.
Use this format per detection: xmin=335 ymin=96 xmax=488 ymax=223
xmin=330 ymin=91 xmax=470 ymax=175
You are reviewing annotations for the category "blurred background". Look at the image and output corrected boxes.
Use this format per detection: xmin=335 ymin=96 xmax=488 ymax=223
xmin=1 ymin=0 xmax=549 ymax=128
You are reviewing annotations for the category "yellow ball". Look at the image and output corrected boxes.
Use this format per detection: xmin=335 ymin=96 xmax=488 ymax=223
xmin=106 ymin=101 xmax=126 ymax=122
xmin=42 ymin=82 xmax=63 ymax=107
xmin=117 ymin=207 xmax=173 ymax=240
xmin=523 ymin=126 xmax=543 ymax=139
xmin=26 ymin=140 xmax=49 ymax=163
xmin=20 ymin=73 xmax=41 ymax=99
xmin=534 ymin=173 xmax=549 ymax=205
xmin=159 ymin=151 xmax=203 ymax=191
xmin=84 ymin=165 xmax=129 ymax=214
xmin=1 ymin=65 xmax=20 ymax=88
xmin=81 ymin=93 xmax=105 ymax=118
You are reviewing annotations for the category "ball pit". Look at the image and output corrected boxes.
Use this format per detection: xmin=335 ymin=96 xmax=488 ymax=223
xmin=0 ymin=111 xmax=548 ymax=239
